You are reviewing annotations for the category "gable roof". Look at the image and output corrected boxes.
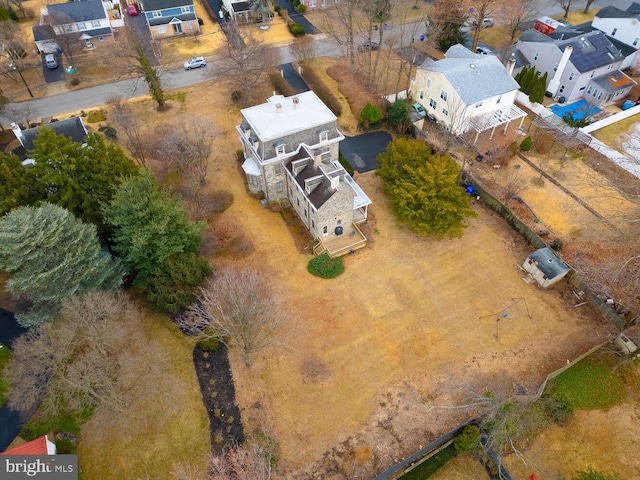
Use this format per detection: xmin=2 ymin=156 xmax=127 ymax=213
xmin=527 ymin=247 xmax=569 ymax=279
xmin=147 ymin=12 xmax=196 ymax=25
xmin=2 ymin=435 xmax=56 ymax=455
xmin=418 ymin=45 xmax=519 ymax=105
xmin=595 ymin=5 xmax=635 ymax=19
xmin=48 ymin=0 xmax=106 ymax=22
xmin=629 ymin=2 xmax=640 ymax=15
xmin=16 ymin=117 xmax=88 ymax=151
xmin=241 ymin=91 xmax=337 ymax=142
xmin=140 ymin=0 xmax=194 ymax=10
xmin=518 ymin=30 xmax=624 ymax=72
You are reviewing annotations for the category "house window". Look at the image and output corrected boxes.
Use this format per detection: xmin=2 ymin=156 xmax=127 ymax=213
xmin=593 ymin=88 xmax=599 ymax=96
xmin=319 ymin=130 xmax=329 ymax=142
xmin=608 ymin=64 xmax=613 ymax=70
xmin=312 ymin=220 xmax=315 ymax=229
xmin=181 ymin=6 xmax=190 ymax=13
xmin=598 ymin=91 xmax=603 ymax=100
xmin=440 ymin=90 xmax=448 ymax=101
xmin=587 ymin=86 xmax=593 ymax=94
xmin=323 ymin=225 xmax=328 ymax=235
xmin=274 ymin=164 xmax=283 ymax=176
xmin=442 ymin=108 xmax=449 ymax=116
xmin=419 ymin=90 xmax=424 ymax=99
xmin=559 ymin=85 xmax=565 ymax=93
xmin=310 ymin=0 xmax=316 ymax=6
xmin=158 ymin=25 xmax=166 ymax=33
xmin=591 ymin=70 xmax=595 ymax=78
xmin=429 ymin=98 xmax=437 ymax=109
xmin=304 ymin=209 xmax=308 ymax=217
xmin=634 ymin=38 xmax=639 ymax=46
xmin=568 ymin=72 xmax=574 ymax=81
xmin=63 ymin=24 xmax=73 ymax=33
xmin=612 ymin=28 xmax=617 ymax=36
xmin=475 ymin=101 xmax=483 ymax=108
xmin=579 ymin=86 xmax=586 ymax=91
xmin=534 ymin=52 xmax=539 ymax=61
xmin=276 ymin=143 xmax=286 ymax=156
xmin=185 ymin=21 xmax=192 ymax=28
xmin=79 ymin=23 xmax=87 ymax=30
xmin=553 ymin=63 xmax=559 ymax=72
xmin=497 ymin=95 xmax=501 ymax=104
xmin=276 ymin=181 xmax=283 ymax=192
xmin=97 ymin=35 xmax=105 ymax=41
xmin=297 ymin=198 xmax=300 ymax=207
xmin=90 ymin=20 xmax=100 ymax=27
xmin=426 ymin=79 xmax=431 ymax=88
xmin=153 ymin=10 xmax=162 ymax=17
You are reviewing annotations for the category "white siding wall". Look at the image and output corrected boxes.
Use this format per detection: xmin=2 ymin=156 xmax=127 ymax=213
xmin=592 ymin=17 xmax=640 ymax=49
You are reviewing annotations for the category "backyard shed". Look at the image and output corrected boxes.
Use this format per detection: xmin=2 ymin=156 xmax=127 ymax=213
xmin=523 ymin=247 xmax=569 ymax=288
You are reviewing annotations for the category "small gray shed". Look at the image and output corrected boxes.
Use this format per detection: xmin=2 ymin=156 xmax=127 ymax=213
xmin=523 ymin=247 xmax=569 ymax=288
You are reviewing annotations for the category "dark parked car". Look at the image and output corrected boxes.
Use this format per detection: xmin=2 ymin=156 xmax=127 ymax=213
xmin=358 ymin=41 xmax=379 ymax=52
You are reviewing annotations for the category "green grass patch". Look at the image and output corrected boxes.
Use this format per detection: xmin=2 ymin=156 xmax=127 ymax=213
xmin=21 ymin=407 xmax=94 ymax=442
xmin=547 ymin=358 xmax=627 ymax=410
xmin=0 ymin=342 xmax=12 ymax=407
xmin=307 ymin=253 xmax=345 ymax=279
xmin=398 ymin=443 xmax=458 ymax=479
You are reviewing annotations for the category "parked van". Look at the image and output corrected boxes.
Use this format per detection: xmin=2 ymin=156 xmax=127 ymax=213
xmin=45 ymin=54 xmax=58 ymax=69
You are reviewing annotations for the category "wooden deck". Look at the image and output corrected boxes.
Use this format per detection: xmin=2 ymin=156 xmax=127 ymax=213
xmin=313 ymin=223 xmax=367 ymax=258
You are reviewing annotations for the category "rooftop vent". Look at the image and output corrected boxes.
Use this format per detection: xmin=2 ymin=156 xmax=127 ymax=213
xmin=275 ymin=103 xmax=282 ymax=113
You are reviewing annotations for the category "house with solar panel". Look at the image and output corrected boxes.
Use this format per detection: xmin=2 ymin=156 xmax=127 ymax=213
xmin=236 ymin=91 xmax=372 ymax=257
xmin=516 ymin=29 xmax=636 ymax=106
xmin=590 ymin=4 xmax=640 ymax=70
xmin=408 ymin=44 xmax=526 ymax=142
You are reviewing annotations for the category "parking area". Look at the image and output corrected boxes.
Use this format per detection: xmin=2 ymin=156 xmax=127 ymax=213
xmin=42 ymin=52 xmax=64 ymax=83
xmin=339 ymin=131 xmax=392 ymax=173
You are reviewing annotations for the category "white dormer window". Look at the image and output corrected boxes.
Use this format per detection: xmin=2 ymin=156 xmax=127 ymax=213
xmin=475 ymin=101 xmax=483 ymax=108
xmin=91 ymin=20 xmax=101 ymax=27
xmin=276 ymin=143 xmax=286 ymax=156
xmin=153 ymin=10 xmax=162 ymax=17
xmin=426 ymin=79 xmax=431 ymax=88
xmin=568 ymin=72 xmax=574 ymax=81
xmin=319 ymin=130 xmax=329 ymax=142
xmin=181 ymin=6 xmax=190 ymax=13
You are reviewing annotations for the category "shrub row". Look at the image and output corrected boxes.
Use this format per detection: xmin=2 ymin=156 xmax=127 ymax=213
xmin=298 ymin=66 xmax=342 ymax=116
xmin=326 ymin=62 xmax=382 ymax=121
xmin=288 ymin=22 xmax=305 ymax=37
xmin=269 ymin=71 xmax=296 ymax=97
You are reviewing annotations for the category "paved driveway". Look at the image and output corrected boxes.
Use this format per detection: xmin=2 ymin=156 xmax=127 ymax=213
xmin=339 ymin=131 xmax=392 ymax=173
xmin=42 ymin=53 xmax=64 ymax=83
xmin=0 ymin=309 xmax=27 ymax=452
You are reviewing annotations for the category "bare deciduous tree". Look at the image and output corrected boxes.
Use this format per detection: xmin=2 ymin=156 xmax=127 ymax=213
xmin=555 ymin=0 xmax=575 ymax=19
xmin=290 ymin=35 xmax=316 ymax=66
xmin=0 ymin=19 xmax=33 ymax=97
xmin=468 ymin=0 xmax=500 ymax=53
xmin=4 ymin=291 xmax=138 ymax=419
xmin=157 ymin=116 xmax=215 ymax=185
xmin=47 ymin=12 xmax=84 ymax=67
xmin=502 ymin=170 xmax=528 ymax=206
xmin=173 ymin=429 xmax=276 ymax=480
xmin=499 ymin=0 xmax=538 ymax=45
xmin=322 ymin=0 xmax=359 ymax=69
xmin=217 ymin=23 xmax=279 ymax=103
xmin=179 ymin=267 xmax=288 ymax=367
xmin=107 ymin=94 xmax=149 ymax=167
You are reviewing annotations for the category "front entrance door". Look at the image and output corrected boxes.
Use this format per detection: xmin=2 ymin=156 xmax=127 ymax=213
xmin=173 ymin=23 xmax=182 ymax=34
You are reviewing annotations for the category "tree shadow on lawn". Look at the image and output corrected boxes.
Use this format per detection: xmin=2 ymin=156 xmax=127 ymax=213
xmin=192 ymin=344 xmax=245 ymax=452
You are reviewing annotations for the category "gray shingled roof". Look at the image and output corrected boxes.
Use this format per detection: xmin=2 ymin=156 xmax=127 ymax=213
xmin=147 ymin=12 xmax=196 ymax=25
xmin=595 ymin=5 xmax=634 ymax=19
xmin=528 ymin=247 xmax=569 ymax=279
xmin=32 ymin=25 xmax=55 ymax=41
xmin=629 ymin=2 xmax=640 ymax=15
xmin=48 ymin=0 xmax=106 ymax=22
xmin=419 ymin=45 xmax=519 ymax=105
xmin=20 ymin=117 xmax=88 ymax=151
xmin=141 ymin=0 xmax=193 ymax=10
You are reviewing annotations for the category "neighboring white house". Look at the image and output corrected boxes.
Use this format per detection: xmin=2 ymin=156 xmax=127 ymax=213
xmin=236 ymin=92 xmax=372 ymax=256
xmin=408 ymin=44 xmax=526 ymax=140
xmin=299 ymin=0 xmax=339 ymax=9
xmin=516 ymin=29 xmax=636 ymax=105
xmin=221 ymin=0 xmax=251 ymax=22
xmin=33 ymin=0 xmax=115 ymax=53
xmin=590 ymin=5 xmax=640 ymax=70
xmin=522 ymin=247 xmax=570 ymax=288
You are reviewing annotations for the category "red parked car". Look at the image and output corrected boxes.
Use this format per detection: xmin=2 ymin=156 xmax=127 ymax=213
xmin=127 ymin=4 xmax=138 ymax=15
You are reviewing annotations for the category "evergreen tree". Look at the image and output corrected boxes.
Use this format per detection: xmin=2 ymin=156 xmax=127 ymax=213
xmin=0 ymin=203 xmax=124 ymax=326
xmin=377 ymin=138 xmax=477 ymax=238
xmin=514 ymin=66 xmax=528 ymax=86
xmin=29 ymin=128 xmax=138 ymax=241
xmin=103 ymin=169 xmax=204 ymax=288
xmin=0 ymin=153 xmax=33 ymax=215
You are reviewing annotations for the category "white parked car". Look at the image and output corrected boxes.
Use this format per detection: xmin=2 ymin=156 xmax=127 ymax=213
xmin=184 ymin=56 xmax=206 ymax=70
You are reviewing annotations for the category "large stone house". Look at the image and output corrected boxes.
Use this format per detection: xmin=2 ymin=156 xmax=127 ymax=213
xmin=237 ymin=92 xmax=372 ymax=256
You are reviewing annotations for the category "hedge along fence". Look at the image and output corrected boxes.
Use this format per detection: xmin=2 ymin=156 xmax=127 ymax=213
xmin=461 ymin=171 xmax=626 ymax=331
xmin=269 ymin=70 xmax=296 ymax=97
xmin=298 ymin=65 xmax=343 ymax=116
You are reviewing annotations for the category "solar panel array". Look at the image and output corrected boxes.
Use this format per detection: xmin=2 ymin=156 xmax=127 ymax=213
xmin=566 ymin=34 xmax=623 ymax=72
